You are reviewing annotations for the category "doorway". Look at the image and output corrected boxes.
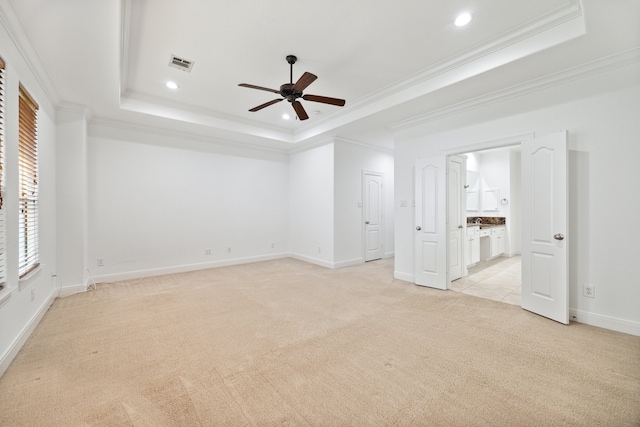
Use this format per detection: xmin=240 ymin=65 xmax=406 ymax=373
xmin=413 ymin=131 xmax=569 ymax=324
xmin=452 ymin=146 xmax=522 ymax=305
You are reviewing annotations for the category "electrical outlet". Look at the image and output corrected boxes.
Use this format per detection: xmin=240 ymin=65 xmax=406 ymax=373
xmin=205 ymin=248 xmax=211 ymax=255
xmin=227 ymin=247 xmax=232 ymax=253
xmin=271 ymin=243 xmax=275 ymax=249
xmin=584 ymin=285 xmax=595 ymax=298
xmin=97 ymin=258 xmax=104 ymax=267
xmin=317 ymin=246 xmax=322 ymax=253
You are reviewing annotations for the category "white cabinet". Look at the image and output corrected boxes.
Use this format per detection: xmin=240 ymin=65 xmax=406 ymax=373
xmin=480 ymin=226 xmax=505 ymax=260
xmin=466 ymin=226 xmax=480 ymax=267
xmin=490 ymin=226 xmax=505 ymax=258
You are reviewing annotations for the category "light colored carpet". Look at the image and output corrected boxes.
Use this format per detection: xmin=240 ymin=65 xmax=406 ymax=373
xmin=1 ymin=258 xmax=638 ymax=426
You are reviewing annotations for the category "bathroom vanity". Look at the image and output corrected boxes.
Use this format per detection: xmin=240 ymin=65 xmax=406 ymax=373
xmin=466 ymin=217 xmax=506 ymax=265
xmin=480 ymin=225 xmax=505 ymax=261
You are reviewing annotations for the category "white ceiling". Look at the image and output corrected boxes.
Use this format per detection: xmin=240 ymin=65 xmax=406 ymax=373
xmin=3 ymin=0 xmax=639 ymax=151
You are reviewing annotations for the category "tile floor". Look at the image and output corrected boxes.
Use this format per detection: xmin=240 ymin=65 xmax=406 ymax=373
xmin=450 ymin=255 xmax=521 ymax=305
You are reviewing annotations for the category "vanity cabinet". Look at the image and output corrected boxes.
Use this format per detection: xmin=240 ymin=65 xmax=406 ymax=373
xmin=492 ymin=226 xmax=505 ymax=257
xmin=479 ymin=226 xmax=505 ymax=260
xmin=466 ymin=226 xmax=480 ymax=267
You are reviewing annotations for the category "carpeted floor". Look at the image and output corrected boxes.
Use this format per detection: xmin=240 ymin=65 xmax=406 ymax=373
xmin=1 ymin=257 xmax=639 ymax=426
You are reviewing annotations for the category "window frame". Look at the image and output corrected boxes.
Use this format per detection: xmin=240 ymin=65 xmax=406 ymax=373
xmin=17 ymin=83 xmax=39 ymax=280
xmin=0 ymin=57 xmax=6 ymax=292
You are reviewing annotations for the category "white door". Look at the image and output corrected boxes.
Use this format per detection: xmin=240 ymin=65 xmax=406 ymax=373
xmin=364 ymin=172 xmax=383 ymax=262
xmin=521 ymin=131 xmax=569 ymax=324
xmin=448 ymin=155 xmax=466 ymax=280
xmin=414 ymin=157 xmax=447 ymax=289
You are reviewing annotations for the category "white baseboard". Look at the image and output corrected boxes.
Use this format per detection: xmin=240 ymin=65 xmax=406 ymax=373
xmin=384 ymin=251 xmax=395 ymax=259
xmin=90 ymin=253 xmax=289 ymax=283
xmin=570 ymin=308 xmax=640 ymax=337
xmin=0 ymin=288 xmax=57 ymax=378
xmin=289 ymin=253 xmax=334 ymax=269
xmin=58 ymin=283 xmax=87 ymax=298
xmin=333 ymin=258 xmax=364 ymax=269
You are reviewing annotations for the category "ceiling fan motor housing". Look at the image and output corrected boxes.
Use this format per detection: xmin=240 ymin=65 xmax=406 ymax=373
xmin=279 ymin=83 xmax=302 ymax=102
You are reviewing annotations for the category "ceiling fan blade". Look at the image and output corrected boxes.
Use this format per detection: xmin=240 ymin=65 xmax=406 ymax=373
xmin=249 ymin=98 xmax=283 ymax=112
xmin=239 ymin=83 xmax=280 ymax=94
xmin=292 ymin=101 xmax=309 ymax=120
xmin=302 ymin=94 xmax=346 ymax=107
xmin=292 ymin=72 xmax=317 ymax=92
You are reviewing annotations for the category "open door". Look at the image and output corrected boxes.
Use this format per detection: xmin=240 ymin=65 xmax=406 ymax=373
xmin=414 ymin=157 xmax=447 ymax=289
xmin=521 ymin=131 xmax=569 ymax=324
xmin=448 ymin=155 xmax=466 ymax=281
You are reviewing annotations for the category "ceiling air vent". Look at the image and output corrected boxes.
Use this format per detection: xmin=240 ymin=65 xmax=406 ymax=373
xmin=169 ymin=55 xmax=194 ymax=72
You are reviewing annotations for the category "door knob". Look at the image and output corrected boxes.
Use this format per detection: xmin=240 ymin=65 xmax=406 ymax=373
xmin=458 ymin=225 xmax=463 ymax=229
xmin=554 ymin=233 xmax=565 ymax=241
xmin=365 ymin=221 xmax=370 ymax=224
xmin=416 ymin=226 xmax=422 ymax=231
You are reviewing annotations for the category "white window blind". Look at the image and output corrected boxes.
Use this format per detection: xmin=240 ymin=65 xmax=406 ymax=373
xmin=18 ymin=84 xmax=39 ymax=279
xmin=0 ymin=58 xmax=6 ymax=288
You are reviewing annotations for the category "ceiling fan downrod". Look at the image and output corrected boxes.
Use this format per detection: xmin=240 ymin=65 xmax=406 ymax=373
xmin=286 ymin=55 xmax=297 ymax=84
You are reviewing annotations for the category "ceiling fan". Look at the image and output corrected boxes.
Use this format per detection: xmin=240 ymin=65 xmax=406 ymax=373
xmin=238 ymin=55 xmax=346 ymax=120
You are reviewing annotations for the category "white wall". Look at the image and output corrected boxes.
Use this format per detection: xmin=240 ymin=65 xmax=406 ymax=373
xmin=334 ymin=139 xmax=394 ymax=266
xmin=56 ymin=108 xmax=89 ymax=292
xmin=86 ymin=124 xmax=290 ymax=282
xmin=478 ymin=150 xmax=510 ymax=218
xmin=289 ymin=142 xmax=334 ymax=267
xmin=393 ymin=75 xmax=640 ymax=335
xmin=472 ymin=148 xmax=520 ymax=255
xmin=0 ymin=22 xmax=58 ymax=376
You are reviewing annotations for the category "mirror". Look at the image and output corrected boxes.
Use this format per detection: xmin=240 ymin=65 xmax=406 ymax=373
xmin=466 ymin=170 xmax=480 ymax=212
xmin=482 ymin=187 xmax=499 ymax=212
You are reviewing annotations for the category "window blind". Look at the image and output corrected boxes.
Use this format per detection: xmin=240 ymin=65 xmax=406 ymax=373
xmin=18 ymin=84 xmax=39 ymax=279
xmin=0 ymin=58 xmax=6 ymax=288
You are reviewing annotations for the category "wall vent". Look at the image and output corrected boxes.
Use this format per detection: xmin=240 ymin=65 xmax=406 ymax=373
xmin=169 ymin=55 xmax=194 ymax=72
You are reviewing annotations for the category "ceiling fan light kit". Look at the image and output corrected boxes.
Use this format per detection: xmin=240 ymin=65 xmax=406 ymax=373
xmin=239 ymin=55 xmax=346 ymax=121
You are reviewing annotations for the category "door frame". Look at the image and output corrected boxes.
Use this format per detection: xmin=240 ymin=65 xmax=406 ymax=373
xmin=362 ymin=170 xmax=385 ymax=262
xmin=441 ymin=133 xmax=533 ymax=290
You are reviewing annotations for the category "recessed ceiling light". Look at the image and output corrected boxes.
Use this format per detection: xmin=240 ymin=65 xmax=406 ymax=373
xmin=454 ymin=12 xmax=473 ymax=27
xmin=166 ymin=81 xmax=179 ymax=90
xmin=282 ymin=113 xmax=291 ymax=120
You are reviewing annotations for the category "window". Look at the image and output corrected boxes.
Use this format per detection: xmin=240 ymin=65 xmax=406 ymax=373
xmin=18 ymin=84 xmax=39 ymax=279
xmin=0 ymin=58 xmax=5 ymax=289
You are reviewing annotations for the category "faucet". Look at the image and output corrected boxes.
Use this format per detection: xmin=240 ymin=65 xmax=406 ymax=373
xmin=475 ymin=218 xmax=482 ymax=224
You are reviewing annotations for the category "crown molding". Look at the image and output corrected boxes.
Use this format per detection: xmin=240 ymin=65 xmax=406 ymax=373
xmin=0 ymin=0 xmax=60 ymax=106
xmin=120 ymin=90 xmax=296 ymax=144
xmin=287 ymin=136 xmax=336 ymax=155
xmin=88 ymin=117 xmax=290 ymax=158
xmin=390 ymin=47 xmax=640 ymax=132
xmin=56 ymin=102 xmax=93 ymax=121
xmin=334 ymin=136 xmax=394 ymax=155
